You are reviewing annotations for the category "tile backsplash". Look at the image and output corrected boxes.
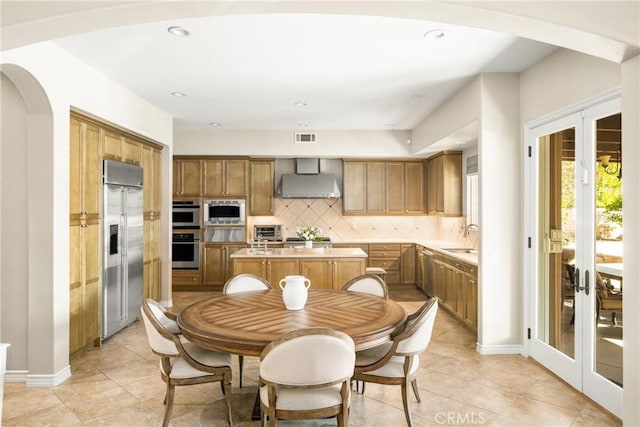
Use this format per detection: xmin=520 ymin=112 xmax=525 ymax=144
xmin=248 ymin=198 xmax=478 ymax=246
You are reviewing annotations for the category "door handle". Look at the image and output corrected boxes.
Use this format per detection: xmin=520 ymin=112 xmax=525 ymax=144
xmin=574 ymin=267 xmax=581 ymax=293
xmin=585 ymin=269 xmax=590 ymax=295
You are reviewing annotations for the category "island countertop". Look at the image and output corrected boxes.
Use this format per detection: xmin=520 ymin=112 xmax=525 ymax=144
xmin=230 ymin=247 xmax=368 ymax=258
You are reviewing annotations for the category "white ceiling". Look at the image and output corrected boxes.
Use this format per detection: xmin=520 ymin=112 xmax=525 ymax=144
xmin=53 ymin=13 xmax=556 ymax=131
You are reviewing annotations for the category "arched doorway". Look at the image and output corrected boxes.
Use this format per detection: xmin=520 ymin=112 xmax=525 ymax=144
xmin=0 ymin=65 xmax=66 ymax=384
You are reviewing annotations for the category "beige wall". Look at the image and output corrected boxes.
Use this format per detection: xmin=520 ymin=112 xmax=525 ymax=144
xmin=0 ymin=74 xmax=28 ymax=371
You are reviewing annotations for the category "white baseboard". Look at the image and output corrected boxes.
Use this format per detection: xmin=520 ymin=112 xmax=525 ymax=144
xmin=476 ymin=343 xmax=525 ymax=355
xmin=4 ymin=370 xmax=28 ymax=382
xmin=18 ymin=365 xmax=71 ymax=387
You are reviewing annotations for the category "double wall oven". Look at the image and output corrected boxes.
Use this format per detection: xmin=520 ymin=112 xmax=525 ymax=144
xmin=172 ymin=200 xmax=200 ymax=269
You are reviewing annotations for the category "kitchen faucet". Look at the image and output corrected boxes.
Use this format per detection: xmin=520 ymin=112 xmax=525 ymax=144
xmin=463 ymin=223 xmax=479 ymax=237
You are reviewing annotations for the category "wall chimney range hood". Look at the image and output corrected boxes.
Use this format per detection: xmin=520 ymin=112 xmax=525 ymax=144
xmin=276 ymin=158 xmax=341 ymax=199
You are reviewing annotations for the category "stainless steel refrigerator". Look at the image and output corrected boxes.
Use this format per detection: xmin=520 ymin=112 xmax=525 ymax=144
xmin=102 ymin=160 xmax=143 ymax=340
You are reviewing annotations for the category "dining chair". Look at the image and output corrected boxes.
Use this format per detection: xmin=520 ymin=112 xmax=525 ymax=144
xmin=259 ymin=328 xmax=355 ymax=427
xmin=223 ymin=273 xmax=273 ymax=387
xmin=595 ymin=273 xmax=623 ymax=326
xmin=140 ymin=299 xmax=233 ymax=427
xmin=353 ymin=298 xmax=438 ymax=427
xmin=342 ymin=273 xmax=389 ymax=298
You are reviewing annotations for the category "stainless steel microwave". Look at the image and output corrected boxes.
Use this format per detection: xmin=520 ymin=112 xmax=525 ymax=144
xmin=204 ymin=199 xmax=246 ymax=225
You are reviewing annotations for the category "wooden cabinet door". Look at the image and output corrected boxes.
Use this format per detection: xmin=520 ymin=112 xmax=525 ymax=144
xmin=464 ymin=272 xmax=478 ymax=330
xmin=366 ymin=162 xmax=385 ymax=214
xmin=103 ymin=130 xmax=122 ymax=161
xmin=224 ymin=244 xmax=246 ymax=283
xmin=400 ymin=244 xmax=416 ymax=285
xmin=442 ymin=153 xmax=462 ymax=216
xmin=84 ymin=221 xmax=101 ymax=344
xmin=233 ymin=258 xmax=266 ymax=277
xmin=203 ymin=245 xmax=224 ymax=286
xmin=69 ymin=223 xmax=83 ymax=353
xmin=301 ymin=259 xmax=333 ymax=290
xmin=225 ymin=159 xmax=248 ymax=197
xmin=434 ymin=260 xmax=446 ymax=301
xmin=122 ymin=137 xmax=141 ymax=165
xmin=434 ymin=155 xmax=445 ymax=213
xmin=174 ymin=158 xmax=202 ymax=196
xmin=405 ymin=162 xmax=426 ymax=213
xmin=333 ymin=258 xmax=366 ymax=289
xmin=250 ymin=160 xmax=274 ymax=215
xmin=70 ymin=118 xmax=82 ymax=217
xmin=141 ymin=145 xmax=153 ymax=213
xmin=70 ymin=118 xmax=101 ymax=218
xmin=427 ymin=157 xmax=438 ymax=213
xmin=202 ymin=159 xmax=224 ymax=196
xmin=266 ymin=258 xmax=300 ymax=285
xmin=453 ymin=268 xmax=465 ymax=318
xmin=385 ymin=162 xmax=405 ymax=214
xmin=152 ymin=149 xmax=162 ymax=213
xmin=443 ymin=263 xmax=456 ymax=312
xmin=342 ymin=162 xmax=367 ymax=214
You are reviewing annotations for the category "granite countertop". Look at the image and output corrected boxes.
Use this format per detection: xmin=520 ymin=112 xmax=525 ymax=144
xmin=230 ymin=247 xmax=368 ymax=258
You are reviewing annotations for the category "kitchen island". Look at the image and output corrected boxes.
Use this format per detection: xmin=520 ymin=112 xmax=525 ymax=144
xmin=231 ymin=247 xmax=367 ymax=290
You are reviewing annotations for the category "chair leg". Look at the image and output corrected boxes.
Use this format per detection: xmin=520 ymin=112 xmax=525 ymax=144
xmin=238 ymin=355 xmax=244 ymax=388
xmin=162 ymin=383 xmax=175 ymax=427
xmin=612 ymin=312 xmax=618 ymax=326
xmin=222 ymin=379 xmax=232 ymax=426
xmin=261 ymin=413 xmax=267 ymax=427
xmin=401 ymin=381 xmax=414 ymax=427
xmin=411 ymin=378 xmax=421 ymax=403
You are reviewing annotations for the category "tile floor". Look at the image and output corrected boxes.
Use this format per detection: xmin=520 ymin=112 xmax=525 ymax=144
xmin=3 ymin=287 xmax=621 ymax=426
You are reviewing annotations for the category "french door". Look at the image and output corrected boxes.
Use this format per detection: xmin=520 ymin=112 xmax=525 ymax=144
xmin=526 ymin=97 xmax=623 ymax=417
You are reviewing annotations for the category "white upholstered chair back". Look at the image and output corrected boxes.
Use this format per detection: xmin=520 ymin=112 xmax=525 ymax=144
xmin=223 ymin=273 xmax=272 ymax=294
xmin=141 ymin=299 xmax=180 ymax=356
xmin=145 ymin=298 xmax=181 ymax=334
xmin=395 ymin=299 xmax=438 ymax=355
xmin=342 ymin=274 xmax=388 ymax=298
xmin=260 ymin=328 xmax=355 ymax=386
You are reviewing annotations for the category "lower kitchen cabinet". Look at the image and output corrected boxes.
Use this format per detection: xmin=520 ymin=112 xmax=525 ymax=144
xmin=433 ymin=251 xmax=477 ymax=332
xmin=368 ymin=244 xmax=401 ymax=285
xmin=203 ymin=243 xmax=246 ymax=289
xmin=233 ymin=257 xmax=300 ymax=285
xmin=400 ymin=244 xmax=416 ymax=285
xmin=301 ymin=258 xmax=366 ymax=290
xmin=172 ymin=270 xmax=202 ymax=288
xmin=69 ymin=219 xmax=101 ymax=354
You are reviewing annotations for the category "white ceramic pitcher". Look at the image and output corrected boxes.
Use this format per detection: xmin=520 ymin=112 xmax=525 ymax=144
xmin=279 ymin=275 xmax=311 ymax=310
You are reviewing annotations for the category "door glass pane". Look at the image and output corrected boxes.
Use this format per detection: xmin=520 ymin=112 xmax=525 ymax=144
xmin=537 ymin=127 xmax=576 ymax=359
xmin=593 ymin=113 xmax=623 ymax=386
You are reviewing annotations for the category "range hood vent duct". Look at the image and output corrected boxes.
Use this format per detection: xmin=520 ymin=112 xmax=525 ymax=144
xmin=277 ymin=158 xmax=341 ymax=199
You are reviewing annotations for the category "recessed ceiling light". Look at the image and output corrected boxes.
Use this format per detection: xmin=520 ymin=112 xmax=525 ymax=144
xmin=454 ymin=140 xmax=467 ymax=145
xmin=411 ymin=93 xmax=427 ymax=99
xmin=171 ymin=91 xmax=187 ymax=97
xmin=209 ymin=122 xmax=222 ymax=127
xmin=168 ymin=26 xmax=191 ymax=37
xmin=385 ymin=123 xmax=397 ymax=127
xmin=298 ymin=123 xmax=309 ymax=127
xmin=294 ymin=102 xmax=307 ymax=107
xmin=424 ymin=29 xmax=445 ymax=39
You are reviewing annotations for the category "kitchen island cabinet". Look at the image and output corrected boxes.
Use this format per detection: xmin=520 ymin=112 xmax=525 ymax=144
xmin=203 ymin=243 xmax=247 ymax=289
xmin=231 ymin=248 xmax=367 ymax=289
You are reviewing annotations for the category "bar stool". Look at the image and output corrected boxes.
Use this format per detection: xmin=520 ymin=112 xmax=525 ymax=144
xmin=365 ymin=267 xmax=387 ymax=281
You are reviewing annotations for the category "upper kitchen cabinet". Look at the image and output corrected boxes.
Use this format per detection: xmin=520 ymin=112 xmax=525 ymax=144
xmin=202 ymin=158 xmax=249 ymax=197
xmin=249 ymin=159 xmax=275 ymax=216
xmin=102 ymin=131 xmax=142 ymax=165
xmin=343 ymin=159 xmax=426 ymax=215
xmin=173 ymin=158 xmax=202 ymax=197
xmin=342 ymin=161 xmax=367 ymax=214
xmin=141 ymin=145 xmax=162 ymax=215
xmin=70 ymin=116 xmax=101 ymax=220
xmin=427 ymin=152 xmax=462 ymax=216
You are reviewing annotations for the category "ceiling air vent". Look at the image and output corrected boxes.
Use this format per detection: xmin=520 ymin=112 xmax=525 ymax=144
xmin=294 ymin=132 xmax=317 ymax=143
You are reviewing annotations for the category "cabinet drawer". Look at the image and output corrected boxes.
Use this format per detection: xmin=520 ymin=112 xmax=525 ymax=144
xmin=368 ymin=250 xmax=401 ymax=258
xmin=369 ymin=258 xmax=400 ymax=270
xmin=172 ymin=271 xmax=202 ymax=286
xmin=464 ymin=264 xmax=477 ymax=276
xmin=369 ymin=244 xmax=401 ymax=251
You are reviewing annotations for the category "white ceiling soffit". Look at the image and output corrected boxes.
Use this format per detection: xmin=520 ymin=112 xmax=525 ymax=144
xmin=52 ymin=14 xmax=557 ymax=130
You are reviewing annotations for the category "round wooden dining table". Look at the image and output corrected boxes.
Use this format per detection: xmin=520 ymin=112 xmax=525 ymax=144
xmin=177 ymin=289 xmax=407 ymax=357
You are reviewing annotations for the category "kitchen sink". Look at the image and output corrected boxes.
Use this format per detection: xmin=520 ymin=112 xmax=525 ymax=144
xmin=442 ymin=247 xmax=478 ymax=254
